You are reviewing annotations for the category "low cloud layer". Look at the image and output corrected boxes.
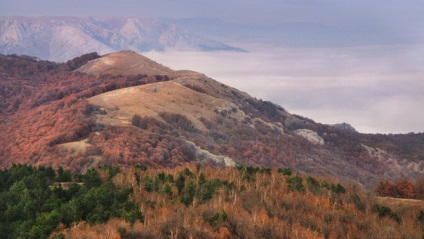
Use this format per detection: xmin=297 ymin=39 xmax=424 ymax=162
xmin=145 ymin=44 xmax=424 ymax=134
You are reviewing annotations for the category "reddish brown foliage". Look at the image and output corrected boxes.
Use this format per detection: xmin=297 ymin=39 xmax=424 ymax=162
xmin=56 ymin=166 xmax=424 ymax=239
xmin=0 ymin=54 xmax=171 ymax=171
xmin=376 ymin=179 xmax=424 ymax=199
xmin=0 ymin=53 xmax=423 ymax=188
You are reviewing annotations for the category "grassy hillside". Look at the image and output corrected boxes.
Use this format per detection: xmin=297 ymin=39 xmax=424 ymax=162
xmin=0 ymin=53 xmax=171 ymax=170
xmin=1 ymin=51 xmax=423 ymax=188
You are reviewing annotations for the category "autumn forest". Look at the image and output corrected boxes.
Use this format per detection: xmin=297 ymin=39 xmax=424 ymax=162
xmin=1 ymin=52 xmax=424 ymax=238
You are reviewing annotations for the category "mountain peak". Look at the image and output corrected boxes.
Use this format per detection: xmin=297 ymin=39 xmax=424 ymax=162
xmin=77 ymin=50 xmax=174 ymax=76
xmin=1 ymin=52 xmax=423 ymax=188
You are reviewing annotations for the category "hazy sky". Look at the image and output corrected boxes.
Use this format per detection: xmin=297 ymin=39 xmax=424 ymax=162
xmin=1 ymin=1 xmax=423 ymax=45
xmin=1 ymin=0 xmax=423 ymax=133
xmin=1 ymin=0 xmax=423 ymax=27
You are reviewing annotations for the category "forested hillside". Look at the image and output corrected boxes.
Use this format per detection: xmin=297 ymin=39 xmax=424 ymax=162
xmin=0 ymin=164 xmax=142 ymax=238
xmin=7 ymin=164 xmax=424 ymax=239
xmin=0 ymin=53 xmax=172 ymax=170
xmin=1 ymin=52 xmax=424 ymax=238
xmin=1 ymin=164 xmax=423 ymax=238
xmin=0 ymin=52 xmax=423 ymax=188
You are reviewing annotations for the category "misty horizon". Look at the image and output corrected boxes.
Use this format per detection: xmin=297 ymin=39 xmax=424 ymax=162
xmin=144 ymin=43 xmax=424 ymax=134
xmin=1 ymin=0 xmax=423 ymax=134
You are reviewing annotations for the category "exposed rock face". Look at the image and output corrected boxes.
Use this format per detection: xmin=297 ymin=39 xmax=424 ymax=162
xmin=185 ymin=140 xmax=236 ymax=167
xmin=294 ymin=129 xmax=325 ymax=145
xmin=362 ymin=144 xmax=424 ymax=175
xmin=333 ymin=122 xmax=357 ymax=132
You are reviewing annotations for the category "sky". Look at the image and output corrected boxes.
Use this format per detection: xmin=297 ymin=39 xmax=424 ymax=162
xmin=1 ymin=0 xmax=423 ymax=133
xmin=2 ymin=0 xmax=423 ymax=43
xmin=1 ymin=0 xmax=423 ymax=27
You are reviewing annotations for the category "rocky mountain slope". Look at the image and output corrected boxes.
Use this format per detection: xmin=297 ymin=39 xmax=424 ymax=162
xmin=0 ymin=51 xmax=423 ymax=187
xmin=0 ymin=16 xmax=243 ymax=62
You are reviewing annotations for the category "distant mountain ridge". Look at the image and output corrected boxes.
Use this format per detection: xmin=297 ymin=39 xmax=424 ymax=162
xmin=162 ymin=17 xmax=418 ymax=47
xmin=0 ymin=16 xmax=243 ymax=62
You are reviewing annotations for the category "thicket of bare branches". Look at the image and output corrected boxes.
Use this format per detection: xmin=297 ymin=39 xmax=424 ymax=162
xmin=57 ymin=165 xmax=424 ymax=239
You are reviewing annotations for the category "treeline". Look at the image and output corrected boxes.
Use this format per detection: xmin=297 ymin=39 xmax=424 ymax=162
xmin=55 ymin=165 xmax=424 ymax=239
xmin=0 ymin=52 xmax=100 ymax=76
xmin=376 ymin=179 xmax=424 ymax=199
xmin=0 ymin=164 xmax=142 ymax=239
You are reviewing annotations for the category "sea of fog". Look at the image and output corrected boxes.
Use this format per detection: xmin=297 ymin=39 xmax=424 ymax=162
xmin=145 ymin=44 xmax=424 ymax=134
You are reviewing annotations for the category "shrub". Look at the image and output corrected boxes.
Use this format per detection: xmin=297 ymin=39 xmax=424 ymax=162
xmin=417 ymin=210 xmax=424 ymax=223
xmin=159 ymin=184 xmax=173 ymax=198
xmin=207 ymin=211 xmax=228 ymax=227
xmin=183 ymin=84 xmax=208 ymax=94
xmin=331 ymin=183 xmax=346 ymax=194
xmin=371 ymin=203 xmax=401 ymax=223
xmin=83 ymin=169 xmax=101 ymax=189
xmin=278 ymin=168 xmax=292 ymax=176
xmin=159 ymin=112 xmax=197 ymax=132
xmin=306 ymin=176 xmax=321 ymax=195
xmin=143 ymin=176 xmax=158 ymax=192
xmin=287 ymin=175 xmax=304 ymax=193
xmin=351 ymin=194 xmax=366 ymax=211
xmin=131 ymin=114 xmax=148 ymax=129
xmin=181 ymin=181 xmax=196 ymax=206
xmin=56 ymin=166 xmax=72 ymax=182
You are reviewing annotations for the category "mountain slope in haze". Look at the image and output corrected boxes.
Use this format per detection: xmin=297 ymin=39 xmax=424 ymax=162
xmin=0 ymin=16 xmax=243 ymax=62
xmin=0 ymin=51 xmax=423 ymax=187
xmin=162 ymin=17 xmax=418 ymax=47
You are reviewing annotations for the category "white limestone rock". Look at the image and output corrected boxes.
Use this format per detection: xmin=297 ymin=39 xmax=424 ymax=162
xmin=294 ymin=129 xmax=325 ymax=145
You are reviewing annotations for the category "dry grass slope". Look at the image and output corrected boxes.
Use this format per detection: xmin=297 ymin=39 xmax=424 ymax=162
xmin=78 ymin=51 xmax=424 ymax=186
xmin=88 ymin=81 xmax=229 ymax=131
xmin=85 ymin=50 xmax=252 ymax=131
xmin=2 ymin=51 xmax=424 ymax=190
xmin=77 ymin=50 xmax=174 ymax=76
